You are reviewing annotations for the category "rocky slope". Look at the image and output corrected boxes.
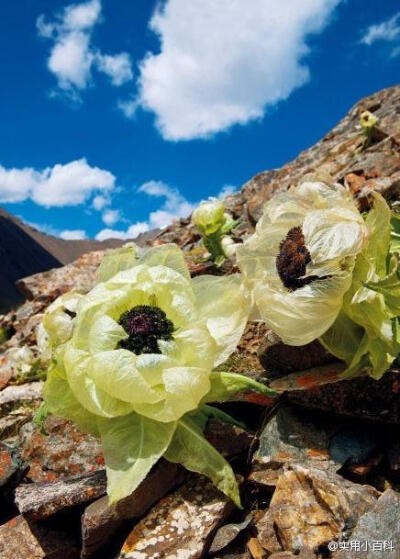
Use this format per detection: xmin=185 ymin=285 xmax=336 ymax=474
xmin=0 ymin=85 xmax=400 ymax=559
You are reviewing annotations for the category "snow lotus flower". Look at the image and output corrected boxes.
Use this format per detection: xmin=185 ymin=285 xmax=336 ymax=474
xmin=236 ymin=181 xmax=368 ymax=346
xmin=39 ymin=243 xmax=272 ymax=504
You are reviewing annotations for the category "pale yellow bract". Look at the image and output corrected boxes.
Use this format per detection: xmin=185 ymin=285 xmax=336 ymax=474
xmin=236 ymin=181 xmax=368 ymax=345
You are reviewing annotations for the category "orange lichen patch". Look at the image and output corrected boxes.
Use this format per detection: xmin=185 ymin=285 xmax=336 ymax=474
xmin=20 ymin=417 xmax=103 ymax=482
xmin=244 ymin=393 xmax=275 ymax=406
xmin=276 ymin=452 xmax=294 ymax=461
xmin=296 ymin=368 xmax=342 ymax=389
xmin=307 ymin=448 xmax=330 ymax=459
xmin=0 ymin=448 xmax=12 ymax=479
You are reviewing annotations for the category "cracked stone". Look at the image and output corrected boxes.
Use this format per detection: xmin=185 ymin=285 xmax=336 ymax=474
xmin=335 ymin=489 xmax=400 ymax=559
xmin=81 ymin=460 xmax=185 ymax=559
xmin=256 ymin=464 xmax=379 ymax=553
xmin=117 ymin=476 xmax=234 ymax=559
xmin=0 ymin=515 xmax=78 ymax=559
xmin=250 ymin=406 xmax=341 ymax=487
xmin=15 ymin=470 xmax=107 ymax=520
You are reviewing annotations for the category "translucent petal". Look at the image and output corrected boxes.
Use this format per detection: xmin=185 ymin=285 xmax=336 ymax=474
xmin=133 ymin=367 xmax=211 ymax=422
xmin=98 ymin=243 xmax=137 ymax=282
xmin=254 ymin=273 xmax=352 ymax=346
xmin=88 ymin=350 xmax=163 ymax=404
xmin=64 ymin=346 xmax=133 ymax=417
xmin=192 ymin=274 xmax=250 ymax=366
xmin=88 ymin=314 xmax=127 ymax=353
xmin=138 ymin=243 xmax=190 ymax=280
xmin=304 ymin=208 xmax=367 ymax=263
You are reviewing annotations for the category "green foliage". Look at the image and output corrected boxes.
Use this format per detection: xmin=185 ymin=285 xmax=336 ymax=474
xmin=320 ymin=194 xmax=400 ymax=379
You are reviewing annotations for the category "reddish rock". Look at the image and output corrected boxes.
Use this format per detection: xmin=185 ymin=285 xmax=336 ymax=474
xmin=0 ymin=442 xmax=26 ymax=488
xmin=0 ymin=515 xmax=78 ymax=559
xmin=286 ymin=371 xmax=400 ymax=424
xmin=205 ymin=419 xmax=254 ymax=458
xmin=15 ymin=470 xmax=107 ymax=520
xmin=19 ymin=416 xmax=103 ymax=483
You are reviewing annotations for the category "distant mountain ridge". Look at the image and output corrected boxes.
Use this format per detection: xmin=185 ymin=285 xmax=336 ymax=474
xmin=0 ymin=208 xmax=146 ymax=312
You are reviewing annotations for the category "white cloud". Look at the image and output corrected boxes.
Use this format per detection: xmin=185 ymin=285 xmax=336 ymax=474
xmin=0 ymin=158 xmax=115 ymax=207
xmin=59 ymin=229 xmax=88 ymax=240
xmin=37 ymin=0 xmax=133 ymax=97
xmin=218 ymin=184 xmax=236 ymax=198
xmin=95 ymin=222 xmax=149 ymax=241
xmin=133 ymin=0 xmax=341 ymax=140
xmin=102 ymin=208 xmax=121 ymax=226
xmin=96 ymin=53 xmax=133 ymax=86
xmin=138 ymin=180 xmax=195 ymax=228
xmin=92 ymin=194 xmax=109 ymax=210
xmin=117 ymin=97 xmax=139 ymax=119
xmin=95 ymin=180 xmax=195 ymax=240
xmin=361 ymin=12 xmax=400 ymax=46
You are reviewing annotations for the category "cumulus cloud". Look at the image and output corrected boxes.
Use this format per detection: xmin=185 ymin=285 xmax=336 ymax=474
xmin=0 ymin=158 xmax=115 ymax=207
xmin=138 ymin=180 xmax=195 ymax=228
xmin=131 ymin=0 xmax=341 ymax=140
xmin=102 ymin=208 xmax=121 ymax=226
xmin=95 ymin=222 xmax=149 ymax=241
xmin=37 ymin=0 xmax=133 ymax=97
xmin=59 ymin=229 xmax=88 ymax=240
xmin=361 ymin=12 xmax=400 ymax=55
xmin=95 ymin=180 xmax=195 ymax=240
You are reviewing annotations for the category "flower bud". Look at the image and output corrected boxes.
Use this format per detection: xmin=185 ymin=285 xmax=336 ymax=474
xmin=221 ymin=235 xmax=237 ymax=258
xmin=192 ymin=198 xmax=225 ymax=235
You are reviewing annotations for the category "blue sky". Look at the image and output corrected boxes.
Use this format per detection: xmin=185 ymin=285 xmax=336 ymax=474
xmin=0 ymin=0 xmax=399 ymax=240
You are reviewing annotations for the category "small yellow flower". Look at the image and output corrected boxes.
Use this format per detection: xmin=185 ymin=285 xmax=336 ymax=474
xmin=360 ymin=110 xmax=379 ymax=131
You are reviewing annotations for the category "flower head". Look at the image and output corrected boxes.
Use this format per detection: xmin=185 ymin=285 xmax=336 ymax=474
xmin=192 ymin=198 xmax=225 ymax=235
xmin=360 ymin=110 xmax=379 ymax=132
xmin=237 ymin=181 xmax=368 ymax=345
xmin=39 ymin=243 xmax=265 ymax=505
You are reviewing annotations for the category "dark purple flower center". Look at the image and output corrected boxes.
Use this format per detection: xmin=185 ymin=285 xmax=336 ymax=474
xmin=118 ymin=305 xmax=174 ymax=355
xmin=276 ymin=226 xmax=321 ymax=290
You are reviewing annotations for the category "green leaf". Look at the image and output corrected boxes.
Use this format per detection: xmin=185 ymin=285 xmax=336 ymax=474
xmin=390 ymin=213 xmax=400 ymax=254
xmin=98 ymin=413 xmax=177 ymax=504
xmin=164 ymin=415 xmax=241 ymax=507
xmin=98 ymin=244 xmax=137 ymax=282
xmin=365 ymin=254 xmax=400 ymax=317
xmin=33 ymin=403 xmax=49 ymax=435
xmin=320 ymin=312 xmax=364 ymax=365
xmin=201 ymin=371 xmax=276 ymax=404
xmin=364 ymin=193 xmax=391 ymax=276
xmin=200 ymin=404 xmax=246 ymax=429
